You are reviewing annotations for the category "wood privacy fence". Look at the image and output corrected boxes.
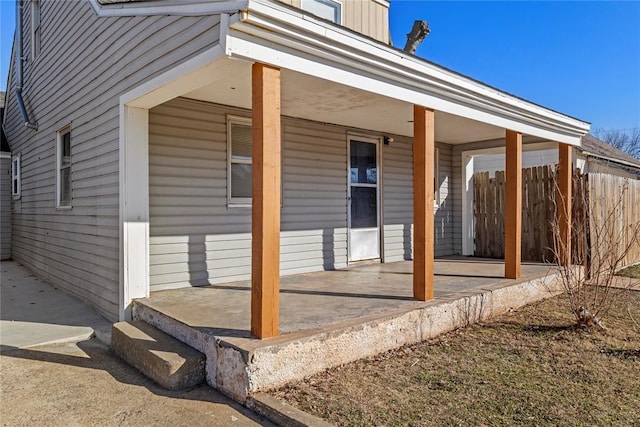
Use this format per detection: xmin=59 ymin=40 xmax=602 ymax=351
xmin=473 ymin=167 xmax=640 ymax=266
xmin=587 ymin=173 xmax=640 ymax=268
xmin=474 ymin=166 xmax=556 ymax=261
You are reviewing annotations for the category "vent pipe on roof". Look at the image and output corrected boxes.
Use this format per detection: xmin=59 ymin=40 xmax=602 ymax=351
xmin=403 ymin=20 xmax=430 ymax=55
xmin=14 ymin=0 xmax=37 ymax=131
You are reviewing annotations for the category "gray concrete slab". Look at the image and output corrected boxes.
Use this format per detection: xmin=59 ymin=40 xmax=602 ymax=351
xmin=0 ymin=260 xmax=111 ymax=351
xmin=134 ymin=257 xmax=562 ymax=398
xmin=0 ymin=339 xmax=273 ymax=426
xmin=138 ymin=257 xmax=553 ymax=338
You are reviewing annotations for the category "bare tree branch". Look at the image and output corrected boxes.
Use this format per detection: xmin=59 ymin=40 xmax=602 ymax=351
xmin=592 ymin=127 xmax=640 ymax=160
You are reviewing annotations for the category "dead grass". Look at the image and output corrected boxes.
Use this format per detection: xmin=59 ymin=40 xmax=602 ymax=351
xmin=618 ymin=264 xmax=640 ymax=279
xmin=274 ymin=293 xmax=640 ymax=426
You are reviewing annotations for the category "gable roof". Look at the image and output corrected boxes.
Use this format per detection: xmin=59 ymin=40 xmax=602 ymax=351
xmin=580 ymin=134 xmax=640 ymax=169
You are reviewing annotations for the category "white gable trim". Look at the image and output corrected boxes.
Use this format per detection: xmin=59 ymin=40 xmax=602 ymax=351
xmin=88 ymin=0 xmax=248 ymax=17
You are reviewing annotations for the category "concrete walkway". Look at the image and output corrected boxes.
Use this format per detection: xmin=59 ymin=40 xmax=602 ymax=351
xmin=0 ymin=260 xmax=273 ymax=426
xmin=0 ymin=260 xmax=111 ymax=351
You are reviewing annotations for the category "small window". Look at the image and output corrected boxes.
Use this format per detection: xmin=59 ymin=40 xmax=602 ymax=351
xmin=227 ymin=116 xmax=253 ymax=206
xmin=31 ymin=0 xmax=41 ymax=60
xmin=11 ymin=154 xmax=21 ymax=199
xmin=56 ymin=127 xmax=72 ymax=208
xmin=301 ymin=0 xmax=342 ymax=24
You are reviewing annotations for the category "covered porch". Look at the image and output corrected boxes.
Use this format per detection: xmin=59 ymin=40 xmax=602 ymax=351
xmin=136 ymin=256 xmax=553 ymax=336
xmin=118 ymin=0 xmax=588 ymax=342
xmin=133 ymin=256 xmax=565 ymax=399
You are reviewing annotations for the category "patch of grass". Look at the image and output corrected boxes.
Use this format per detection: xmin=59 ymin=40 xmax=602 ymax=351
xmin=618 ymin=264 xmax=640 ymax=279
xmin=274 ymin=293 xmax=640 ymax=426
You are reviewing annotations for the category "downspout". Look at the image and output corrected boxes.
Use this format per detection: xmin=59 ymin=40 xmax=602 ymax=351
xmin=14 ymin=0 xmax=38 ymax=131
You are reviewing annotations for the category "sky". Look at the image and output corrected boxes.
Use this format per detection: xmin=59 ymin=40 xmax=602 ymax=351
xmin=1 ymin=0 xmax=639 ymax=132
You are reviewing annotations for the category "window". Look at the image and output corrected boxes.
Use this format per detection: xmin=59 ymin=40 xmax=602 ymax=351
xmin=11 ymin=154 xmax=21 ymax=199
xmin=31 ymin=0 xmax=41 ymax=60
xmin=56 ymin=127 xmax=71 ymax=208
xmin=301 ymin=0 xmax=342 ymax=24
xmin=227 ymin=116 xmax=253 ymax=206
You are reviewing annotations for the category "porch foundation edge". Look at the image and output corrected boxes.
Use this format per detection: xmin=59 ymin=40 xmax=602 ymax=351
xmin=134 ymin=270 xmax=569 ymax=401
xmin=240 ymin=272 xmax=566 ymax=396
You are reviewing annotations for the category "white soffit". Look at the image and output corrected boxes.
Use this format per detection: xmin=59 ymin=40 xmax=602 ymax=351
xmin=185 ymin=60 xmax=508 ymax=144
xmin=222 ymin=0 xmax=590 ymax=145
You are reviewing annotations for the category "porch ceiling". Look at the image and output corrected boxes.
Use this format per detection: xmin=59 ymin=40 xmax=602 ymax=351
xmin=183 ymin=58 xmax=506 ymax=145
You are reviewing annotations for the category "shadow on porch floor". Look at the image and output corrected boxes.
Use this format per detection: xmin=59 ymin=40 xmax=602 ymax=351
xmin=135 ymin=256 xmax=553 ymax=339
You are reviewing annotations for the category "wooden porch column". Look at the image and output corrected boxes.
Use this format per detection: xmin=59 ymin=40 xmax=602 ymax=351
xmin=413 ymin=105 xmax=435 ymax=301
xmin=504 ymin=130 xmax=522 ymax=279
xmin=251 ymin=63 xmax=281 ymax=339
xmin=557 ymin=143 xmax=572 ymax=266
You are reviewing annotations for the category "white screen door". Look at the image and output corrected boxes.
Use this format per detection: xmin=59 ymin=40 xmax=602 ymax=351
xmin=348 ymin=137 xmax=380 ymax=261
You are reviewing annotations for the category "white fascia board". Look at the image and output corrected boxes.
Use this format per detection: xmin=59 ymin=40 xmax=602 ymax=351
xmin=371 ymin=0 xmax=390 ymax=8
xmin=121 ymin=46 xmax=226 ymax=108
xmin=89 ymin=0 xmax=248 ymax=17
xmin=226 ymin=27 xmax=582 ymax=145
xmin=227 ymin=0 xmax=589 ymax=144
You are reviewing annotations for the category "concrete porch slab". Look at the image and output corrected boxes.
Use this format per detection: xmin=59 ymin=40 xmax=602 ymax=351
xmin=133 ymin=257 xmax=564 ymax=401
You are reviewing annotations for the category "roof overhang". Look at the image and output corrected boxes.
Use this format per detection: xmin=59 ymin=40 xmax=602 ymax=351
xmin=108 ymin=0 xmax=590 ymax=145
xmin=221 ymin=0 xmax=589 ymax=145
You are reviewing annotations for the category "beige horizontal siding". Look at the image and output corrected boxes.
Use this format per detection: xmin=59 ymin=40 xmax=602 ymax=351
xmin=276 ymin=0 xmax=389 ymax=43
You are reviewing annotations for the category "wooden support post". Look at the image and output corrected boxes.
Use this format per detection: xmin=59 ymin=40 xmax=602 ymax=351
xmin=558 ymin=143 xmax=572 ymax=266
xmin=413 ymin=105 xmax=435 ymax=301
xmin=251 ymin=63 xmax=281 ymax=339
xmin=504 ymin=130 xmax=522 ymax=279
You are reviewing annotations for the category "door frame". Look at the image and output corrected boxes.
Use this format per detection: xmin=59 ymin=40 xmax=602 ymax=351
xmin=347 ymin=133 xmax=383 ymax=263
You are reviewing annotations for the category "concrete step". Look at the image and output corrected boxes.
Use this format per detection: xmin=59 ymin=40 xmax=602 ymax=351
xmin=111 ymin=320 xmax=205 ymax=391
xmin=133 ymin=299 xmax=208 ymax=354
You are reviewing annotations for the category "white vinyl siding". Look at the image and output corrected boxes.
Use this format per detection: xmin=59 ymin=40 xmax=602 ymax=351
xmin=3 ymin=1 xmax=221 ymax=321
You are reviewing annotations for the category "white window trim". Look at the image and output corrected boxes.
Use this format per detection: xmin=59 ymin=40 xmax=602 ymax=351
xmin=434 ymin=147 xmax=440 ymax=208
xmin=301 ymin=0 xmax=343 ymax=25
xmin=56 ymin=125 xmax=72 ymax=209
xmin=227 ymin=115 xmax=253 ymax=207
xmin=11 ymin=153 xmax=21 ymax=199
xmin=31 ymin=0 xmax=41 ymax=61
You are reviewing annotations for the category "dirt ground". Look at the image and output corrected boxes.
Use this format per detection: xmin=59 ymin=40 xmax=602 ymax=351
xmin=0 ymin=339 xmax=272 ymax=427
xmin=275 ymin=291 xmax=640 ymax=426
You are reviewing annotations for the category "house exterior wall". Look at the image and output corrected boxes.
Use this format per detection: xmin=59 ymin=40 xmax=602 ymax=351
xmin=382 ymin=136 xmax=453 ymax=262
xmin=277 ymin=0 xmax=389 ymax=44
xmin=3 ymin=1 xmax=221 ymax=320
xmin=0 ymin=154 xmax=11 ymax=260
xmin=148 ymin=98 xmax=454 ymax=290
